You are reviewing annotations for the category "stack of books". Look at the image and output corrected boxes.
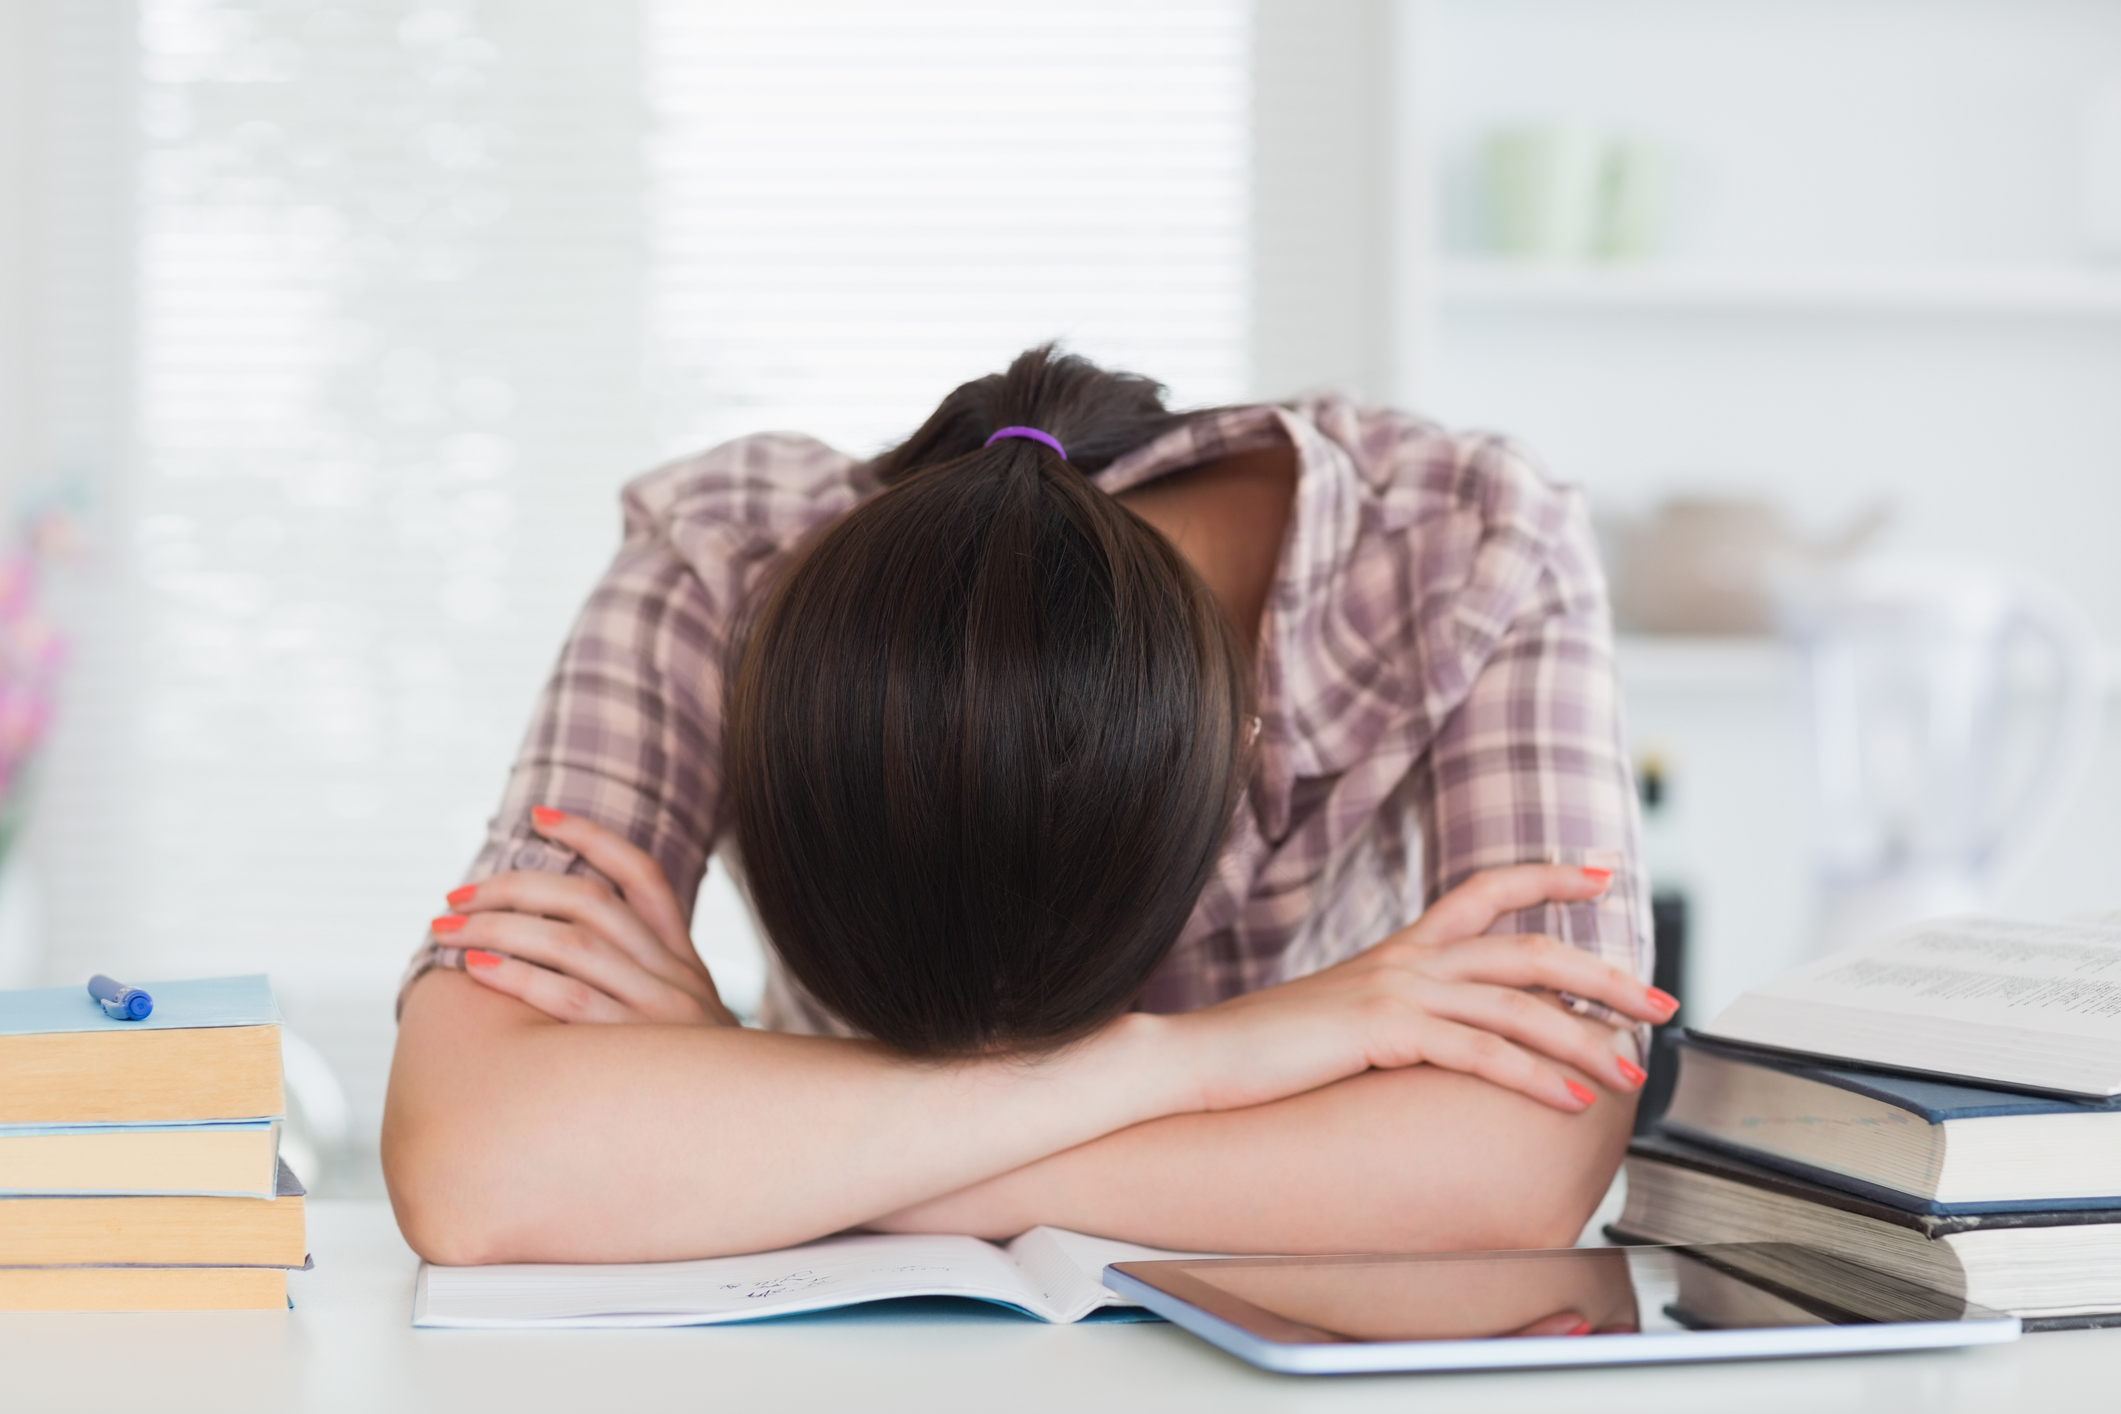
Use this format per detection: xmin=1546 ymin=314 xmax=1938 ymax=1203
xmin=1613 ymin=916 xmax=2121 ymax=1329
xmin=0 ymin=975 xmax=307 ymax=1310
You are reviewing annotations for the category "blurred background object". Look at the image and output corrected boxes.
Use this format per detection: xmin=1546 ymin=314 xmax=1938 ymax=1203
xmin=0 ymin=522 xmax=65 ymax=989
xmin=1482 ymin=122 xmax=1674 ymax=262
xmin=1606 ymin=497 xmax=1888 ymax=636
xmin=278 ymin=1026 xmax=353 ymax=1192
xmin=3 ymin=0 xmax=2120 ymax=1188
xmin=1631 ymin=749 xmax=1689 ymax=1135
xmin=1784 ymin=558 xmax=2105 ymax=953
xmin=1483 ymin=122 xmax=1607 ymax=261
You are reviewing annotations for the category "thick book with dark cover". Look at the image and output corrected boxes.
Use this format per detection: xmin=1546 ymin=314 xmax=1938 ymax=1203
xmin=1662 ymin=1034 xmax=2121 ymax=1214
xmin=1615 ymin=1133 xmax=2121 ymax=1325
xmin=0 ymin=976 xmax=283 ymax=1124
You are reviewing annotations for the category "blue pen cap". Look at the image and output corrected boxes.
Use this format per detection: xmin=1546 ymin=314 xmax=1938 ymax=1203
xmin=87 ymin=974 xmax=154 ymax=1021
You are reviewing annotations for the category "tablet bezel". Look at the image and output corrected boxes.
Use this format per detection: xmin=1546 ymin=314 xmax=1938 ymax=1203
xmin=1104 ymin=1246 xmax=2022 ymax=1376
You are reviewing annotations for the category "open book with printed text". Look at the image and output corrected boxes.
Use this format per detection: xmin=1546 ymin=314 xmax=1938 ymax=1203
xmin=1698 ymin=916 xmax=2121 ymax=1098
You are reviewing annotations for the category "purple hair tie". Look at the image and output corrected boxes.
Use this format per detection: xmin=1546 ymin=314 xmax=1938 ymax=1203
xmin=984 ymin=426 xmax=1067 ymax=461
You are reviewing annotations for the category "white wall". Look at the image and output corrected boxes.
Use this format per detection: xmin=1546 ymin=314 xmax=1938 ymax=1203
xmin=1250 ymin=0 xmax=1430 ymax=402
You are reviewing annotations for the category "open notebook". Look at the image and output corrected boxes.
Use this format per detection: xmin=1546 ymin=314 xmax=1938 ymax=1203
xmin=413 ymin=1226 xmax=1223 ymax=1328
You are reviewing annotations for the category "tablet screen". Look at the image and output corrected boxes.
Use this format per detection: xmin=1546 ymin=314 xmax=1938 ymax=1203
xmin=1111 ymin=1244 xmax=1989 ymax=1346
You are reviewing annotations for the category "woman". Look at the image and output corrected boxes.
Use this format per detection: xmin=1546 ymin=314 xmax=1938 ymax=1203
xmin=384 ymin=347 xmax=1674 ymax=1265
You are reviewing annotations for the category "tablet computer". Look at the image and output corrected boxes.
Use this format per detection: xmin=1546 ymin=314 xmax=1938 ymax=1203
xmin=1104 ymin=1243 xmax=2019 ymax=1375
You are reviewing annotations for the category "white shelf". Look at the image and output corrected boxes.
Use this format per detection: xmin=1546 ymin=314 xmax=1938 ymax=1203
xmin=1437 ymin=259 xmax=2121 ymax=319
xmin=1614 ymin=635 xmax=1797 ymax=694
xmin=1615 ymin=633 xmax=2121 ymax=706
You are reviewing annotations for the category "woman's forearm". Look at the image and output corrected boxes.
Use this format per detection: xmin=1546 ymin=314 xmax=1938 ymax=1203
xmin=383 ymin=971 xmax=1193 ymax=1264
xmin=388 ymin=863 xmax=1667 ymax=1264
xmin=867 ymin=1052 xmax=1637 ymax=1253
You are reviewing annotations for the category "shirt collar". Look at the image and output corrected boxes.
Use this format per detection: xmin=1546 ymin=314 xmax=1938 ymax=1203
xmin=1096 ymin=404 xmax=1364 ymax=842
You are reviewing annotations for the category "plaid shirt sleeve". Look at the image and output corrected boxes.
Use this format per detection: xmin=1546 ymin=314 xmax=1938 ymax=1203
xmin=396 ymin=434 xmax=871 ymax=1008
xmin=1390 ymin=426 xmax=1652 ymax=998
xmin=398 ymin=528 xmax=733 ymax=1004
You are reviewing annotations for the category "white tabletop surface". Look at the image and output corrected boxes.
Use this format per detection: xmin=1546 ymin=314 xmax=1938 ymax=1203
xmin=7 ymin=1199 xmax=2121 ymax=1413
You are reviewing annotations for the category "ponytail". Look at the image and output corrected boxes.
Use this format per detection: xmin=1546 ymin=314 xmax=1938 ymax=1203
xmin=869 ymin=344 xmax=1189 ymax=483
xmin=724 ymin=346 xmax=1252 ymax=1057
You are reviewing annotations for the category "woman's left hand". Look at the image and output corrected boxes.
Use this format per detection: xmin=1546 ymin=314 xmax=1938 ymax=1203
xmin=434 ymin=808 xmax=738 ymax=1027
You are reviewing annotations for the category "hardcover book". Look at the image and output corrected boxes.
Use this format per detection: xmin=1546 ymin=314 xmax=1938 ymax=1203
xmin=1616 ymin=1133 xmax=2121 ymax=1325
xmin=1662 ymin=1035 xmax=2121 ymax=1213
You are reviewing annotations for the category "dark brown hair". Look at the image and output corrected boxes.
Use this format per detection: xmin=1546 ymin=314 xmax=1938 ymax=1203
xmin=723 ymin=347 xmax=1253 ymax=1056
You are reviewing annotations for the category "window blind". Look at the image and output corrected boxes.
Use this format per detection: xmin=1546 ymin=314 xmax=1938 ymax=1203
xmin=28 ymin=1 xmax=1250 ymax=1032
xmin=644 ymin=0 xmax=1250 ymax=457
xmin=35 ymin=2 xmax=657 ymax=1015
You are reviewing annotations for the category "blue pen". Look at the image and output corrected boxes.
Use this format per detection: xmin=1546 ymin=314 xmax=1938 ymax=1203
xmin=87 ymin=974 xmax=153 ymax=1021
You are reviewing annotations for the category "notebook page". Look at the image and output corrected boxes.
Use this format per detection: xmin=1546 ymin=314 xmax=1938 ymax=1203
xmin=1001 ymin=1226 xmax=1224 ymax=1321
xmin=413 ymin=1231 xmax=1057 ymax=1328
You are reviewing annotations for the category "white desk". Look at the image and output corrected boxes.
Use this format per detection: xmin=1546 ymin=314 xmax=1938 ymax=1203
xmin=6 ymin=1200 xmax=2120 ymax=1413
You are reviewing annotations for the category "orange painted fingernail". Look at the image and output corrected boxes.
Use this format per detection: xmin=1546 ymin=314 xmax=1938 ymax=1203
xmin=1565 ymin=1079 xmax=1596 ymax=1107
xmin=446 ymin=884 xmax=478 ymax=907
xmin=531 ymin=806 xmax=565 ymax=828
xmin=430 ymin=915 xmax=467 ymax=934
xmin=1647 ymin=987 xmax=1680 ymax=1014
xmin=1616 ymin=1059 xmax=1648 ymax=1087
xmin=1579 ymin=867 xmax=1611 ymax=883
xmin=1565 ymin=1319 xmax=1593 ymax=1337
xmin=464 ymin=948 xmax=500 ymax=969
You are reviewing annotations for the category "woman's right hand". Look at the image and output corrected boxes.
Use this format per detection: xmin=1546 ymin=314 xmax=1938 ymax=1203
xmin=434 ymin=808 xmax=738 ymax=1028
xmin=1163 ymin=865 xmax=1677 ymax=1115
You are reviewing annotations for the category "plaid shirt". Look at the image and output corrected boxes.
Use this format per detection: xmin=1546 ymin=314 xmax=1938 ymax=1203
xmin=405 ymin=399 xmax=1650 ymax=1031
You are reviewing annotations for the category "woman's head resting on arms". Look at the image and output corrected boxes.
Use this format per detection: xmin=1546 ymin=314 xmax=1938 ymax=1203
xmin=724 ymin=346 xmax=1255 ymax=1058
